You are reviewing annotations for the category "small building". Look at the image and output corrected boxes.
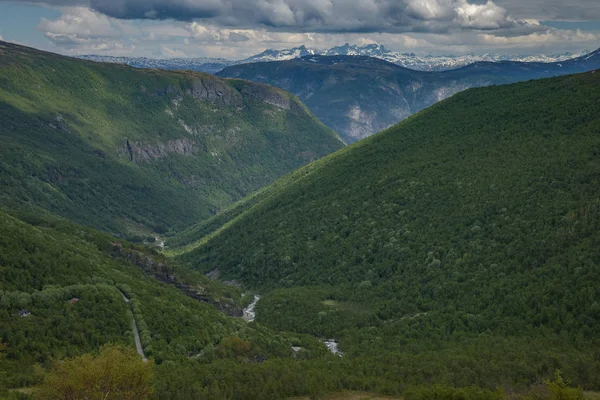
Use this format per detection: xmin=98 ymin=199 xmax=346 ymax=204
xmin=19 ymin=309 xmax=31 ymax=318
xmin=69 ymin=298 xmax=80 ymax=304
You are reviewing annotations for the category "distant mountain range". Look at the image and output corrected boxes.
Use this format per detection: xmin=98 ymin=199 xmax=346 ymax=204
xmin=76 ymin=54 xmax=237 ymax=74
xmin=219 ymin=48 xmax=600 ymax=142
xmin=77 ymin=43 xmax=588 ymax=74
xmin=244 ymin=43 xmax=589 ymax=71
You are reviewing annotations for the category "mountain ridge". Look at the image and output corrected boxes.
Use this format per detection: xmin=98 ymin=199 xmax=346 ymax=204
xmin=0 ymin=40 xmax=343 ymax=237
xmin=218 ymin=48 xmax=600 ymax=142
xmin=76 ymin=42 xmax=591 ymax=73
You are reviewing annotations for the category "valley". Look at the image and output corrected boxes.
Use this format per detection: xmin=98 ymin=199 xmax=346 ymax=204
xmin=173 ymin=70 xmax=600 ymax=395
xmin=0 ymin=40 xmax=343 ymax=238
xmin=0 ymin=38 xmax=599 ymax=400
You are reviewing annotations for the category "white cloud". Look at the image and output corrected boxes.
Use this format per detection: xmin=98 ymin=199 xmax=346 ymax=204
xmin=475 ymin=28 xmax=600 ymax=49
xmin=405 ymin=0 xmax=455 ymax=21
xmin=39 ymin=7 xmax=121 ymax=38
xmin=37 ymin=7 xmax=137 ymax=55
xmin=494 ymin=0 xmax=600 ymax=21
xmin=160 ymin=46 xmax=186 ymax=57
xmin=23 ymin=0 xmax=542 ymax=36
xmin=33 ymin=3 xmax=599 ymax=59
xmin=455 ymin=0 xmax=512 ymax=30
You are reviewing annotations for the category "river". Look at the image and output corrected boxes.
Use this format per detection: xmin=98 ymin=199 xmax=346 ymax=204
xmin=242 ymin=295 xmax=260 ymax=322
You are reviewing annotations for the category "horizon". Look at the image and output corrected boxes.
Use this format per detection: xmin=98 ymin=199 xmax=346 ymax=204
xmin=1 ymin=38 xmax=594 ymax=62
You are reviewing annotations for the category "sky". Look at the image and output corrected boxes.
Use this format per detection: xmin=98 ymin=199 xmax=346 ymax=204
xmin=0 ymin=0 xmax=599 ymax=59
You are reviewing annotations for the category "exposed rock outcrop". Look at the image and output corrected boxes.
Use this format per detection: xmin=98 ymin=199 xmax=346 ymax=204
xmin=240 ymin=83 xmax=297 ymax=111
xmin=119 ymin=138 xmax=197 ymax=162
xmin=109 ymin=243 xmax=243 ymax=317
xmin=186 ymin=78 xmax=242 ymax=106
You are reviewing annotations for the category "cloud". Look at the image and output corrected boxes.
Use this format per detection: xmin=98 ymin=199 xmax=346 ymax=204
xmin=38 ymin=6 xmax=121 ymax=39
xmin=37 ymin=7 xmax=136 ymax=54
xmin=13 ymin=0 xmax=541 ymax=35
xmin=455 ymin=0 xmax=511 ymax=29
xmin=494 ymin=0 xmax=600 ymax=21
xmin=24 ymin=0 xmax=599 ymax=59
xmin=388 ymin=27 xmax=600 ymax=54
xmin=161 ymin=46 xmax=186 ymax=57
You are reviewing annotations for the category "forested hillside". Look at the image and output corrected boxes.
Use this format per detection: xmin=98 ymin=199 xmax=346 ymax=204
xmin=2 ymin=40 xmax=600 ymax=399
xmin=0 ymin=210 xmax=333 ymax=396
xmin=0 ymin=41 xmax=343 ymax=238
xmin=176 ymin=70 xmax=600 ymax=390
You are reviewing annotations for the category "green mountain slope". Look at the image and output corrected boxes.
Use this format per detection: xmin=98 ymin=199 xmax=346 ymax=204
xmin=0 ymin=210 xmax=333 ymax=393
xmin=0 ymin=41 xmax=343 ymax=237
xmin=176 ymin=71 xmax=600 ymax=387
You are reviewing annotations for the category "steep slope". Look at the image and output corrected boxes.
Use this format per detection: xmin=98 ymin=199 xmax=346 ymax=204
xmin=0 ymin=41 xmax=343 ymax=237
xmin=176 ymin=71 xmax=600 ymax=387
xmin=218 ymin=49 xmax=600 ymax=142
xmin=0 ymin=210 xmax=335 ymax=392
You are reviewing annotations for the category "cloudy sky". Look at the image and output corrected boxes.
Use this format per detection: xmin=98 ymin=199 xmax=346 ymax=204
xmin=0 ymin=0 xmax=599 ymax=59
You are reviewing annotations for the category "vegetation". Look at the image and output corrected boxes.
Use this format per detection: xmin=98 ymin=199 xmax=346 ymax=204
xmin=2 ymin=40 xmax=600 ymax=399
xmin=177 ymin=70 xmax=600 ymax=391
xmin=0 ymin=210 xmax=326 ymax=394
xmin=543 ymin=371 xmax=584 ymax=400
xmin=0 ymin=40 xmax=343 ymax=237
xmin=36 ymin=345 xmax=153 ymax=400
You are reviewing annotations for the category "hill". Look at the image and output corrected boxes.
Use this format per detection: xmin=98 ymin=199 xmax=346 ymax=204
xmin=218 ymin=48 xmax=600 ymax=142
xmin=0 ymin=41 xmax=343 ymax=237
xmin=175 ymin=71 xmax=600 ymax=389
xmin=0 ymin=209 xmax=344 ymax=398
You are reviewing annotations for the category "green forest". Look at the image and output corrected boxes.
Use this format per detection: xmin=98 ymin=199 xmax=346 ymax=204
xmin=0 ymin=40 xmax=599 ymax=399
xmin=175 ymin=71 xmax=600 ymax=395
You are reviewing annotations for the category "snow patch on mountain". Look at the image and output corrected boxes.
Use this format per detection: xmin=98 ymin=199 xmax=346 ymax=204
xmin=76 ymin=44 xmax=593 ymax=74
xmin=244 ymin=43 xmax=590 ymax=71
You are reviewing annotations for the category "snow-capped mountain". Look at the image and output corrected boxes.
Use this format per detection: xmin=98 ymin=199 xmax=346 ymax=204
xmin=76 ymin=55 xmax=237 ymax=74
xmin=243 ymin=43 xmax=589 ymax=71
xmin=243 ymin=45 xmax=317 ymax=63
xmin=76 ymin=44 xmax=590 ymax=74
xmin=218 ymin=47 xmax=600 ymax=143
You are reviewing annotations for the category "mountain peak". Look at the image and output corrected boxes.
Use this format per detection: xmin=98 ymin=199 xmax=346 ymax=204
xmin=239 ymin=43 xmax=589 ymax=71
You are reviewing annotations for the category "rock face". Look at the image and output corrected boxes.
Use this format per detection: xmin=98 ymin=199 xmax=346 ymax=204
xmin=109 ymin=243 xmax=243 ymax=317
xmin=153 ymin=74 xmax=299 ymax=111
xmin=186 ymin=78 xmax=242 ymax=106
xmin=119 ymin=138 xmax=197 ymax=163
xmin=240 ymin=83 xmax=297 ymax=111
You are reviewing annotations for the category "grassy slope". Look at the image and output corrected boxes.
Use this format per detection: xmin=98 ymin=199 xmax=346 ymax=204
xmin=175 ymin=71 xmax=600 ymax=388
xmin=0 ymin=41 xmax=343 ymax=237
